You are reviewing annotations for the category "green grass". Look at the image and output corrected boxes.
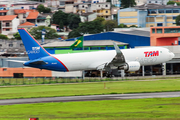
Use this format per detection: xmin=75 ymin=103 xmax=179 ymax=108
xmin=1 ymin=97 xmax=180 ymax=120
xmin=1 ymin=79 xmax=180 ymax=99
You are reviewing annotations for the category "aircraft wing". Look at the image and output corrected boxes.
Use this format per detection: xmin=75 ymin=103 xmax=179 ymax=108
xmin=6 ymin=60 xmax=26 ymax=63
xmin=103 ymin=42 xmax=126 ymax=70
xmin=7 ymin=60 xmax=46 ymax=65
xmin=111 ymin=42 xmax=126 ymax=66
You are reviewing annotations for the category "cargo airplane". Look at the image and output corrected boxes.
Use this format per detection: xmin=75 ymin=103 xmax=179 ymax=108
xmin=13 ymin=28 xmax=174 ymax=72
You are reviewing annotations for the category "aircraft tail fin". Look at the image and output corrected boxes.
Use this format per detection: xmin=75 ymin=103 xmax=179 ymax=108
xmin=18 ymin=28 xmax=50 ymax=60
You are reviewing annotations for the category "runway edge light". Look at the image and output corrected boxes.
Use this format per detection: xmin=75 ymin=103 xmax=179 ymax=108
xmin=29 ymin=118 xmax=39 ymax=120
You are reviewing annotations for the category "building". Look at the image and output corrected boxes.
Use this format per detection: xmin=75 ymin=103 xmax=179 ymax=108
xmin=0 ymin=10 xmax=8 ymax=16
xmin=150 ymin=26 xmax=180 ymax=46
xmin=26 ymin=10 xmax=39 ymax=24
xmin=0 ymin=15 xmax=19 ymax=38
xmin=0 ymin=1 xmax=46 ymax=10
xmin=18 ymin=21 xmax=35 ymax=30
xmin=0 ymin=7 xmax=52 ymax=38
xmin=14 ymin=9 xmax=49 ymax=27
xmin=11 ymin=2 xmax=40 ymax=9
xmin=66 ymin=28 xmax=150 ymax=48
xmin=65 ymin=2 xmax=111 ymax=20
xmin=111 ymin=7 xmax=119 ymax=20
xmin=147 ymin=0 xmax=169 ymax=5
xmin=0 ymin=66 xmax=82 ymax=78
xmin=0 ymin=0 xmax=52 ymax=38
xmin=14 ymin=9 xmax=34 ymax=24
xmin=136 ymin=0 xmax=147 ymax=5
xmin=45 ymin=0 xmax=60 ymax=7
xmin=118 ymin=3 xmax=180 ymax=27
xmin=111 ymin=0 xmax=121 ymax=7
xmin=79 ymin=12 xmax=97 ymax=22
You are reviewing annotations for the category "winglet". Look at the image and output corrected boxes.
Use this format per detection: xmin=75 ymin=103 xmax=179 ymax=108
xmin=113 ymin=42 xmax=121 ymax=54
xmin=111 ymin=42 xmax=125 ymax=66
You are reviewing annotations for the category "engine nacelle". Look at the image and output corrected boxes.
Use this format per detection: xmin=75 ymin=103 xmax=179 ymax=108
xmin=119 ymin=61 xmax=140 ymax=72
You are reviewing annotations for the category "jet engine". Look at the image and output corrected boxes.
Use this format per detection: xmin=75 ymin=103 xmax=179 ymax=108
xmin=118 ymin=61 xmax=140 ymax=72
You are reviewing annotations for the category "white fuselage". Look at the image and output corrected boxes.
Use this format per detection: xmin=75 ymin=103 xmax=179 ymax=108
xmin=52 ymin=47 xmax=174 ymax=71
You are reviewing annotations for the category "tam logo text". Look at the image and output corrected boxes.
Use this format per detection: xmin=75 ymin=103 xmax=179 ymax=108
xmin=144 ymin=51 xmax=159 ymax=57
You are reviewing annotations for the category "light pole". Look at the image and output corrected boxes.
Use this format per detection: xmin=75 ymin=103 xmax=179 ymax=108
xmin=41 ymin=29 xmax=46 ymax=45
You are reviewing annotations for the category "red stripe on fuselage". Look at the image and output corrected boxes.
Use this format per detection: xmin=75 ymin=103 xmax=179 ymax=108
xmin=18 ymin=28 xmax=69 ymax=71
xmin=52 ymin=56 xmax=69 ymax=72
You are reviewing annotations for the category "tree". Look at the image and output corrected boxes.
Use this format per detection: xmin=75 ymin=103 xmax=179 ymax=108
xmin=52 ymin=10 xmax=81 ymax=30
xmin=0 ymin=34 xmax=8 ymax=39
xmin=52 ymin=10 xmax=69 ymax=26
xmin=29 ymin=26 xmax=59 ymax=39
xmin=167 ymin=1 xmax=175 ymax=5
xmin=68 ymin=29 xmax=81 ymax=38
xmin=93 ymin=17 xmax=105 ymax=23
xmin=129 ymin=25 xmax=137 ymax=28
xmin=176 ymin=15 xmax=180 ymax=26
xmin=78 ymin=20 xmax=104 ymax=34
xmin=67 ymin=14 xmax=81 ymax=29
xmin=118 ymin=23 xmax=128 ymax=28
xmin=59 ymin=21 xmax=64 ymax=29
xmin=13 ymin=32 xmax=21 ymax=40
xmin=44 ymin=7 xmax=51 ymax=13
xmin=68 ymin=20 xmax=104 ymax=38
xmin=167 ymin=1 xmax=180 ymax=6
xmin=36 ymin=4 xmax=51 ymax=13
xmin=103 ymin=20 xmax=118 ymax=31
xmin=121 ymin=0 xmax=136 ymax=8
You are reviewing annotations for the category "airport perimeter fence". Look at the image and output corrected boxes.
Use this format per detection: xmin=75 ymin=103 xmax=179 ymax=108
xmin=0 ymin=77 xmax=124 ymax=86
xmin=1 ymin=75 xmax=180 ymax=86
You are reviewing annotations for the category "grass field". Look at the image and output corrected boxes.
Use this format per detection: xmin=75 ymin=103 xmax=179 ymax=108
xmin=1 ymin=79 xmax=180 ymax=99
xmin=1 ymin=97 xmax=180 ymax=120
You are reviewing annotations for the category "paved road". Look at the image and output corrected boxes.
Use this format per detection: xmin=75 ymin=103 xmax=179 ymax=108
xmin=0 ymin=92 xmax=180 ymax=105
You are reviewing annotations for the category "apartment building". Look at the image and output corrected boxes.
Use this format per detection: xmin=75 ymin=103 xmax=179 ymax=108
xmin=118 ymin=3 xmax=180 ymax=27
xmin=0 ymin=9 xmax=47 ymax=38
xmin=65 ymin=2 xmax=111 ymax=20
xmin=14 ymin=9 xmax=29 ymax=24
xmin=52 ymin=0 xmax=107 ymax=7
xmin=0 ymin=15 xmax=19 ymax=38
xmin=14 ymin=9 xmax=49 ymax=26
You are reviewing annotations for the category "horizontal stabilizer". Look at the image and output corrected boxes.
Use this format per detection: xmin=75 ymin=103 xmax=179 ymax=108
xmin=6 ymin=60 xmax=26 ymax=63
